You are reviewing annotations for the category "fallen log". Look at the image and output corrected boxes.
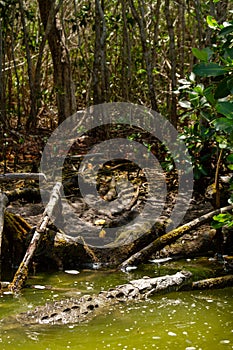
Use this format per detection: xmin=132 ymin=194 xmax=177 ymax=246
xmin=0 ymin=173 xmax=46 ymax=182
xmin=16 ymin=270 xmax=192 ymax=325
xmin=8 ymin=182 xmax=62 ymax=293
xmin=5 ymin=187 xmax=41 ymax=202
xmin=192 ymin=274 xmax=233 ymax=290
xmin=120 ymin=204 xmax=233 ymax=270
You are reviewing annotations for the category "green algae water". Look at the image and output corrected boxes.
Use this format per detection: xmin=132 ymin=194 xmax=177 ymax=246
xmin=0 ymin=260 xmax=233 ymax=350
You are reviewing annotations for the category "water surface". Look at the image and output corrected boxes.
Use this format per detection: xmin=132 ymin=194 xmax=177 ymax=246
xmin=0 ymin=260 xmax=232 ymax=349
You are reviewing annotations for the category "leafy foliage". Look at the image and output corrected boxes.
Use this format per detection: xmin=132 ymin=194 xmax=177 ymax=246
xmin=178 ymin=16 xmax=233 ymax=226
xmin=178 ymin=18 xmax=233 ymax=180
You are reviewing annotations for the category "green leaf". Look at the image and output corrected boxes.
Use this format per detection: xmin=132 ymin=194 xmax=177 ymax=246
xmin=193 ymin=63 xmax=227 ymax=77
xmin=219 ymin=25 xmax=233 ymax=36
xmin=215 ymin=77 xmax=233 ymax=99
xmin=204 ymin=86 xmax=216 ymax=105
xmin=219 ymin=142 xmax=228 ymax=149
xmin=213 ymin=117 xmax=233 ymax=133
xmin=192 ymin=48 xmax=208 ymax=62
xmin=207 ymin=16 xmax=218 ymax=29
xmin=216 ymin=101 xmax=233 ymax=118
xmin=211 ymin=220 xmax=225 ymax=229
xmin=227 ymin=154 xmax=233 ymax=162
xmin=228 ymin=165 xmax=233 ymax=170
xmin=137 ymin=69 xmax=146 ymax=75
xmin=227 ymin=77 xmax=233 ymax=93
xmin=225 ymin=47 xmax=233 ymax=60
xmin=194 ymin=84 xmax=205 ymax=94
xmin=179 ymin=100 xmax=192 ymax=109
xmin=213 ymin=213 xmax=232 ymax=222
xmin=189 ymin=72 xmax=196 ymax=82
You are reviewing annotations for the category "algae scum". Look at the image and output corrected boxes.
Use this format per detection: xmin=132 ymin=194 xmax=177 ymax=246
xmin=0 ymin=259 xmax=233 ymax=350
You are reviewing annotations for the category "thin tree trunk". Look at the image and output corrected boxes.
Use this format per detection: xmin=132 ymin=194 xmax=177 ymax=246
xmin=92 ymin=0 xmax=108 ymax=104
xmin=152 ymin=0 xmax=161 ymax=69
xmin=0 ymin=193 xmax=8 ymax=280
xmin=129 ymin=0 xmax=158 ymax=112
xmin=38 ymin=0 xmax=77 ymax=124
xmin=164 ymin=0 xmax=177 ymax=127
xmin=121 ymin=0 xmax=131 ymax=101
xmin=216 ymin=0 xmax=229 ymax=23
xmin=18 ymin=0 xmax=37 ymax=128
xmin=10 ymin=21 xmax=21 ymax=128
xmin=193 ymin=0 xmax=204 ymax=47
xmin=0 ymin=18 xmax=6 ymax=126
xmin=177 ymin=0 xmax=185 ymax=78
xmin=26 ymin=0 xmax=64 ymax=129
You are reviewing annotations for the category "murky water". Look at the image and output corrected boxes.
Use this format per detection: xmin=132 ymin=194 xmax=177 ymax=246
xmin=0 ymin=260 xmax=233 ymax=350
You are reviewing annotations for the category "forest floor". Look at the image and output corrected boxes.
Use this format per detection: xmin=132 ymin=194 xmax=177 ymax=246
xmin=1 ymin=125 xmax=232 ymax=270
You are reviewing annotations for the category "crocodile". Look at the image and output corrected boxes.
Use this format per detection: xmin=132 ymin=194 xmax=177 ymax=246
xmin=16 ymin=270 xmax=192 ymax=325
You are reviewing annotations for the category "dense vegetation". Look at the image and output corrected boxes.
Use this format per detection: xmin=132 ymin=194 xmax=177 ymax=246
xmin=0 ymin=0 xmax=232 ymax=228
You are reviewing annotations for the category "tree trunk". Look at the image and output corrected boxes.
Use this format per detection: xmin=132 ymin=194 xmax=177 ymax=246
xmin=121 ymin=0 xmax=131 ymax=101
xmin=129 ymin=0 xmax=158 ymax=112
xmin=18 ymin=0 xmax=38 ymax=128
xmin=92 ymin=0 xmax=109 ymax=105
xmin=0 ymin=18 xmax=6 ymax=126
xmin=0 ymin=193 xmax=8 ymax=280
xmin=164 ymin=0 xmax=177 ymax=127
xmin=38 ymin=0 xmax=77 ymax=124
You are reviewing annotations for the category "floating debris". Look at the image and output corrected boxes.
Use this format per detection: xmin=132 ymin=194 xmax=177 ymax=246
xmin=149 ymin=257 xmax=172 ymax=264
xmin=167 ymin=331 xmax=177 ymax=336
xmin=32 ymin=285 xmax=46 ymax=290
xmin=3 ymin=291 xmax=13 ymax=295
xmin=64 ymin=270 xmax=80 ymax=275
xmin=121 ymin=266 xmax=137 ymax=272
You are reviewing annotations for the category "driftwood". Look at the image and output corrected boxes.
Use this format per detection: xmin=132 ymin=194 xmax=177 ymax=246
xmin=120 ymin=204 xmax=233 ymax=270
xmin=0 ymin=192 xmax=8 ymax=279
xmin=8 ymin=182 xmax=62 ymax=293
xmin=0 ymin=173 xmax=46 ymax=182
xmin=192 ymin=274 xmax=233 ymax=290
